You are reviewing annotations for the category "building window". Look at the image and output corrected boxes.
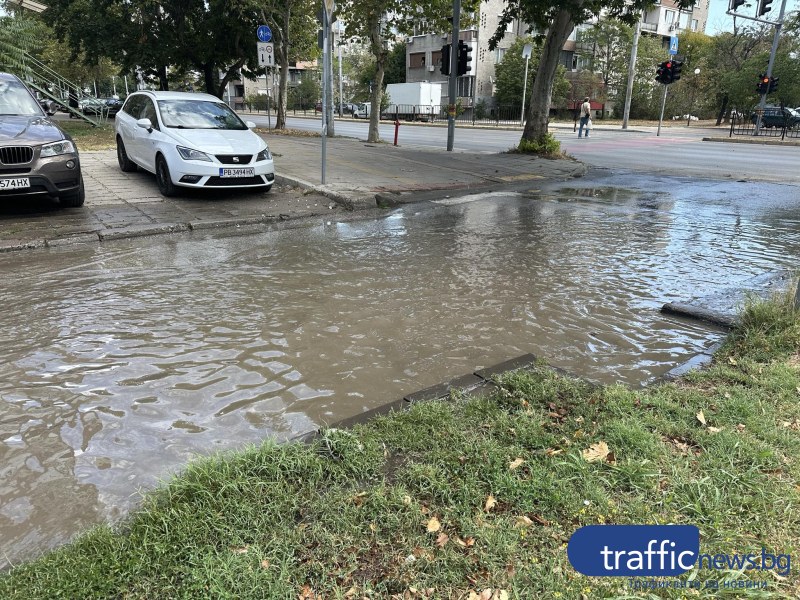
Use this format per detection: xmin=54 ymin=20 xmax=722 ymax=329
xmin=496 ymin=48 xmax=506 ymax=63
xmin=410 ymin=52 xmax=426 ymax=69
xmin=665 ymin=9 xmax=675 ymax=24
xmin=691 ymin=19 xmax=698 ymax=31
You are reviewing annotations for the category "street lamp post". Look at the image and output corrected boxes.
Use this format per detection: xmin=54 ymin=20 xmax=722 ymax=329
xmin=687 ymin=67 xmax=701 ymax=127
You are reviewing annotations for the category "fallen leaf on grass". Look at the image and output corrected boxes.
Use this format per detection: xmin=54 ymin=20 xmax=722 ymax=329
xmin=426 ymin=517 xmax=441 ymax=533
xmin=298 ymin=584 xmax=317 ymax=600
xmin=455 ymin=536 xmax=476 ymax=548
xmin=707 ymin=426 xmax=723 ymax=434
xmin=402 ymin=495 xmax=412 ymax=506
xmin=728 ymin=356 xmax=738 ymax=365
xmin=484 ymin=495 xmax=497 ymax=512
xmin=581 ymin=441 xmax=610 ymax=463
xmin=696 ymin=411 xmax=707 ymax=426
xmin=261 ymin=559 xmax=270 ymax=569
xmin=545 ymin=448 xmax=563 ymax=456
xmin=435 ymin=532 xmax=449 ymax=547
xmin=509 ymin=458 xmax=524 ymax=470
xmin=231 ymin=546 xmax=249 ymax=554
xmin=515 ymin=516 xmax=534 ymax=528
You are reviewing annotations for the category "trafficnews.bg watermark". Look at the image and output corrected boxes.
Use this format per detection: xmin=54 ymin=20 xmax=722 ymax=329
xmin=567 ymin=525 xmax=789 ymax=590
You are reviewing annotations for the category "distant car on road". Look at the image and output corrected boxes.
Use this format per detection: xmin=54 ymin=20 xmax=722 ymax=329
xmin=751 ymin=106 xmax=800 ymax=129
xmin=115 ymin=90 xmax=275 ymax=196
xmin=0 ymin=72 xmax=85 ymax=207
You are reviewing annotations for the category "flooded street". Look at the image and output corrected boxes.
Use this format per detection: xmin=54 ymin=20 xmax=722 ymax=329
xmin=2 ymin=176 xmax=800 ymax=567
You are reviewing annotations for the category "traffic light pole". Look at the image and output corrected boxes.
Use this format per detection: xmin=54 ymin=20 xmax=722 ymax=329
xmin=446 ymin=0 xmax=460 ymax=151
xmin=656 ymin=83 xmax=668 ymax=137
xmin=755 ymin=0 xmax=787 ymax=135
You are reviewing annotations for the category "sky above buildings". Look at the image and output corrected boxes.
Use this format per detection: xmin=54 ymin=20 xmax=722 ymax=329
xmin=706 ymin=0 xmax=800 ymax=34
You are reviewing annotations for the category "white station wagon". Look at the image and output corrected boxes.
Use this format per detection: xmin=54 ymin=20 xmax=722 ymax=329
xmin=115 ymin=90 xmax=275 ymax=196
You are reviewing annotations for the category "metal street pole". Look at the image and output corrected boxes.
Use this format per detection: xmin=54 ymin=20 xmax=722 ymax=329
xmin=687 ymin=67 xmax=700 ymax=127
xmin=446 ymin=0 xmax=461 ymax=151
xmin=622 ymin=11 xmax=642 ymax=130
xmin=757 ymin=0 xmax=787 ymax=133
xmin=321 ymin=8 xmax=329 ymax=184
xmin=657 ymin=83 xmax=668 ymax=137
xmin=338 ymin=28 xmax=344 ymax=117
xmin=520 ymin=43 xmax=532 ymax=128
xmin=520 ymin=57 xmax=529 ymax=127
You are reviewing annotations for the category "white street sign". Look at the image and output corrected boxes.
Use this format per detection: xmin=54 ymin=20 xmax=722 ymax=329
xmin=258 ymin=42 xmax=274 ymax=67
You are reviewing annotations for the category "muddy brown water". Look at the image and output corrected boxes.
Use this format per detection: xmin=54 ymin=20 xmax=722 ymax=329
xmin=2 ymin=181 xmax=798 ymax=567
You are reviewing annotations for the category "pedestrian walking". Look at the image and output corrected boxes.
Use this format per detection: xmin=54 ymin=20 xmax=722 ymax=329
xmin=578 ymin=97 xmax=592 ymax=138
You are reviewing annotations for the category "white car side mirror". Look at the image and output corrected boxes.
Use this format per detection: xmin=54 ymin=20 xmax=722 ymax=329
xmin=246 ymin=121 xmax=257 ymax=129
xmin=137 ymin=118 xmax=153 ymax=132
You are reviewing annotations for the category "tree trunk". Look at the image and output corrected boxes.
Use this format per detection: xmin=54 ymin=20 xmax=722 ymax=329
xmin=367 ymin=16 xmax=386 ymax=143
xmin=158 ymin=65 xmax=169 ymax=91
xmin=276 ymin=6 xmax=291 ymax=130
xmin=715 ymin=95 xmax=729 ymax=126
xmin=521 ymin=8 xmax=574 ymax=145
xmin=217 ymin=58 xmax=246 ymax=101
xmin=203 ymin=63 xmax=217 ymax=96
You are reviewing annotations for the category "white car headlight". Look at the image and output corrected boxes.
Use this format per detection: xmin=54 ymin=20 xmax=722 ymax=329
xmin=40 ymin=140 xmax=76 ymax=157
xmin=256 ymin=146 xmax=272 ymax=161
xmin=176 ymin=146 xmax=212 ymax=162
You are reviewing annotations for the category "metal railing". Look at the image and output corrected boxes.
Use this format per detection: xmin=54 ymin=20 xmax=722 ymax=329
xmin=15 ymin=52 xmax=100 ymax=126
xmin=729 ymin=107 xmax=800 ymax=140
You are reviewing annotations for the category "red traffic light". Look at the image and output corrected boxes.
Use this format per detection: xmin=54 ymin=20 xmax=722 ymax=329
xmin=665 ymin=62 xmax=672 ymax=69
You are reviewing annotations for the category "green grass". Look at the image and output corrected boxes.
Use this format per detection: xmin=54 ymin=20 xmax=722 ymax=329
xmin=3 ymin=294 xmax=800 ymax=598
xmin=58 ymin=120 xmax=116 ymax=151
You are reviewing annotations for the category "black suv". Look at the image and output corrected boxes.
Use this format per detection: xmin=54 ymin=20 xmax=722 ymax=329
xmin=751 ymin=106 xmax=800 ymax=129
xmin=0 ymin=73 xmax=85 ymax=207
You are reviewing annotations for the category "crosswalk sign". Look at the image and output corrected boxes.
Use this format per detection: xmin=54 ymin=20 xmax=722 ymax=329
xmin=669 ymin=36 xmax=679 ymax=55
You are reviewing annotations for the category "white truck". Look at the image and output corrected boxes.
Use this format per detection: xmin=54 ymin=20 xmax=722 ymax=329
xmin=383 ymin=82 xmax=443 ymax=121
xmin=353 ymin=102 xmax=371 ymax=119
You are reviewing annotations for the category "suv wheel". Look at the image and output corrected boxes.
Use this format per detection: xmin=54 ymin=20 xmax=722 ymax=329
xmin=60 ymin=175 xmax=85 ymax=208
xmin=156 ymin=155 xmax=176 ymax=197
xmin=116 ymin=137 xmax=137 ymax=172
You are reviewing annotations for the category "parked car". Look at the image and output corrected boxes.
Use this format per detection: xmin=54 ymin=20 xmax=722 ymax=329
xmin=0 ymin=72 xmax=85 ymax=207
xmin=79 ymin=97 xmax=107 ymax=115
xmin=101 ymin=97 xmax=123 ymax=117
xmin=751 ymin=106 xmax=800 ymax=129
xmin=114 ymin=90 xmax=275 ymax=196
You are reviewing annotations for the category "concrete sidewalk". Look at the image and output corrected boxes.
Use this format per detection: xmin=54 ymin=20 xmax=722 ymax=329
xmin=0 ymin=134 xmax=585 ymax=252
xmin=265 ymin=133 xmax=586 ymax=208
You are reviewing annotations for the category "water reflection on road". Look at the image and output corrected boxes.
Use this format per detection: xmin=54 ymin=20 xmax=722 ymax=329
xmin=2 ymin=177 xmax=799 ymax=567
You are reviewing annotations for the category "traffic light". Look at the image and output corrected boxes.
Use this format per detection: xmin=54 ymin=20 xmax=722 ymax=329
xmin=758 ymin=0 xmax=774 ymax=17
xmin=768 ymin=76 xmax=779 ymax=94
xmin=671 ymin=60 xmax=683 ymax=82
xmin=655 ymin=61 xmax=670 ymax=84
xmin=729 ymin=0 xmax=746 ymax=9
xmin=457 ymin=40 xmax=472 ymax=76
xmin=440 ymin=44 xmax=450 ymax=76
xmin=756 ymin=74 xmax=770 ymax=94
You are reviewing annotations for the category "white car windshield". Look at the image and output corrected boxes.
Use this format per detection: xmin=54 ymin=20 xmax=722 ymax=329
xmin=0 ymin=79 xmax=43 ymax=116
xmin=157 ymin=99 xmax=247 ymax=130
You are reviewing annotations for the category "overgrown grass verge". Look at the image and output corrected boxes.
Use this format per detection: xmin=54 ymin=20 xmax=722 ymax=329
xmin=58 ymin=121 xmax=116 ymax=151
xmin=3 ymin=294 xmax=800 ymax=598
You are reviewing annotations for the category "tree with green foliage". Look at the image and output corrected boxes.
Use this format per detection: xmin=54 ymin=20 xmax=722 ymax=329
xmin=384 ymin=41 xmax=406 ymax=86
xmin=489 ymin=0 xmax=695 ymax=151
xmin=338 ymin=0 xmax=479 ymax=142
xmin=576 ymin=20 xmax=631 ymax=115
xmin=611 ymin=33 xmax=664 ymax=120
xmin=258 ymin=0 xmax=318 ymax=129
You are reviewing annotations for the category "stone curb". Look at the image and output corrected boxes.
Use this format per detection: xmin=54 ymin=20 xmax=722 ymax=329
xmin=703 ymin=136 xmax=800 ymax=147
